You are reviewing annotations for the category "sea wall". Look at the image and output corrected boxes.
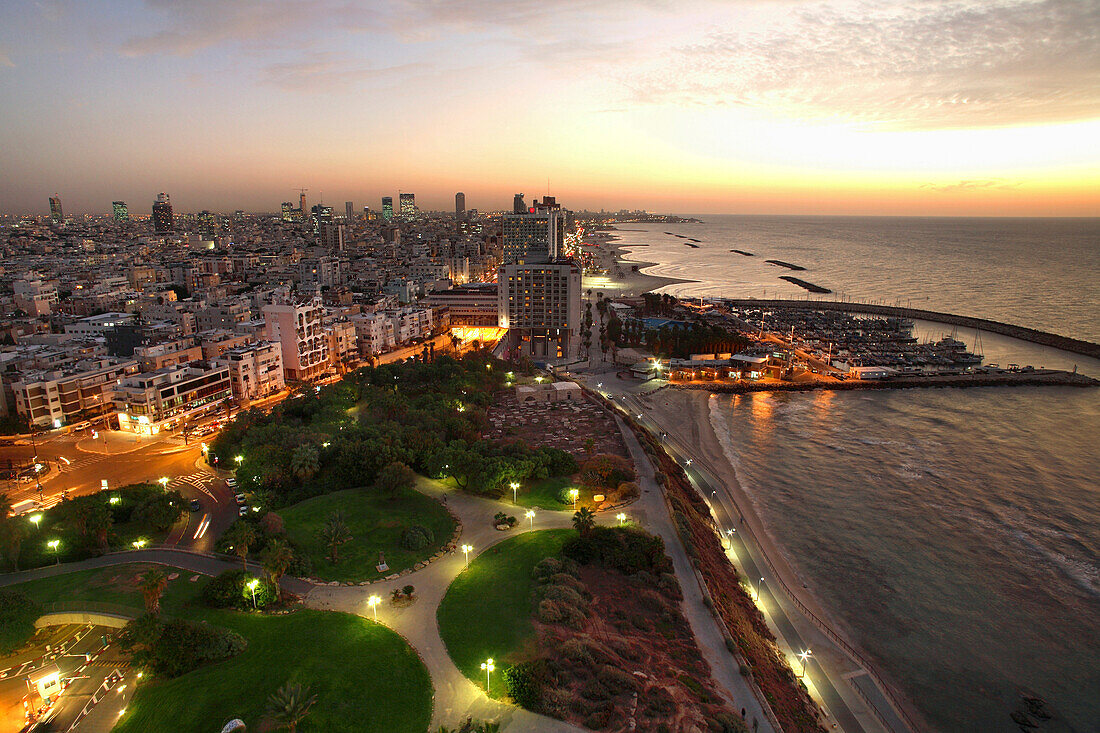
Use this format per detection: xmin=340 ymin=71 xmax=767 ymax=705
xmin=723 ymin=299 xmax=1100 ymax=359
xmin=667 ymin=370 xmax=1098 ymax=394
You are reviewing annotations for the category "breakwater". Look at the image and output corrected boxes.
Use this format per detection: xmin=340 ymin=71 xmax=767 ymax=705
xmin=722 ymin=299 xmax=1100 ymax=359
xmin=668 ymin=370 xmax=1098 ymax=394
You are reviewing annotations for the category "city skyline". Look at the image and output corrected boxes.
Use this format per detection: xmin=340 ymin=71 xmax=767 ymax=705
xmin=1 ymin=0 xmax=1098 ymax=216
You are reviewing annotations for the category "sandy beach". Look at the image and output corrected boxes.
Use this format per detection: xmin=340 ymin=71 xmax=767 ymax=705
xmin=579 ymin=228 xmax=691 ymax=296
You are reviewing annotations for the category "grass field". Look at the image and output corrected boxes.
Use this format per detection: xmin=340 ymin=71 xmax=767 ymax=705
xmin=7 ymin=567 xmax=434 ymax=733
xmin=437 ymin=529 xmax=573 ymax=699
xmin=114 ymin=609 xmax=431 ymax=733
xmin=512 ymin=476 xmax=581 ymax=510
xmin=281 ymin=485 xmax=455 ymax=582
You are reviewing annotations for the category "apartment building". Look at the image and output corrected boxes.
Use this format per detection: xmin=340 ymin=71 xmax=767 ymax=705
xmin=113 ymin=361 xmax=231 ymax=435
xmin=262 ymin=297 xmax=330 ymax=382
xmin=11 ymin=358 xmax=140 ymax=428
xmin=214 ymin=342 xmax=285 ymax=405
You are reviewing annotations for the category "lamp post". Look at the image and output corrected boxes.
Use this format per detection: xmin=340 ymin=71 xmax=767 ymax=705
xmin=461 ymin=544 xmax=473 ymax=568
xmin=234 ymin=455 xmax=243 ymax=466
xmin=525 ymin=510 xmax=535 ymax=529
xmin=569 ymin=488 xmax=579 ymax=511
xmin=510 ymin=482 xmax=519 ymax=504
xmin=798 ymin=650 xmax=812 ymax=678
xmin=28 ymin=514 xmax=42 ymax=529
xmin=47 ymin=539 xmax=60 ymax=564
xmin=247 ymin=578 xmax=259 ymax=609
xmin=367 ymin=594 xmax=381 ymax=621
xmin=132 ymin=539 xmax=147 ymax=549
xmin=616 ymin=512 xmax=627 ymax=527
xmin=481 ymin=658 xmax=495 ymax=693
xmin=158 ymin=477 xmax=169 ymax=490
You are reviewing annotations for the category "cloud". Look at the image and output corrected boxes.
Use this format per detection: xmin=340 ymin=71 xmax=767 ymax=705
xmin=259 ymin=53 xmax=425 ymax=92
xmin=921 ymin=179 xmax=1022 ymax=192
xmin=626 ymin=0 xmax=1100 ymax=129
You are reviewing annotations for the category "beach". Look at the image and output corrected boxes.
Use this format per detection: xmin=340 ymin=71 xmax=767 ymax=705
xmin=579 ymin=228 xmax=689 ymax=296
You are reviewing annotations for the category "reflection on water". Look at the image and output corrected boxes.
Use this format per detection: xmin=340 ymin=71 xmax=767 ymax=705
xmin=711 ymin=387 xmax=1100 ymax=732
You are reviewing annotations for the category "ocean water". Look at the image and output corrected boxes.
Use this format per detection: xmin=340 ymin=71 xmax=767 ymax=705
xmin=613 ymin=217 xmax=1100 ymax=731
xmin=709 ymin=389 xmax=1099 ymax=732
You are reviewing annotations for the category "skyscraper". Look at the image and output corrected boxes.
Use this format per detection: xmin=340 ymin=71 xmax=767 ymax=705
xmin=281 ymin=202 xmax=294 ymax=222
xmin=513 ymin=193 xmax=527 ymax=214
xmin=455 ymin=192 xmax=466 ymax=220
xmin=48 ymin=195 xmax=63 ymax=224
xmin=299 ymin=191 xmax=307 ymax=214
xmin=382 ymin=196 xmax=393 ymax=222
xmin=112 ymin=201 xmax=129 ymax=221
xmin=399 ymin=192 xmax=416 ymax=219
xmin=502 ymin=196 xmax=564 ymax=264
xmin=152 ymin=192 xmax=173 ymax=234
xmin=345 ymin=201 xmax=354 ymax=222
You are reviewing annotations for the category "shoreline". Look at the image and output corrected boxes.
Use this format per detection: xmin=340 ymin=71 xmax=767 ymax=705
xmin=580 ymin=228 xmax=694 ymax=296
xmin=637 ymin=387 xmax=922 ymax=729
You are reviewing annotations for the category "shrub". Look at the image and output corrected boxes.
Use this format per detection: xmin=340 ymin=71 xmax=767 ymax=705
xmin=537 ymin=599 xmax=565 ymax=624
xmin=579 ymin=454 xmax=635 ymax=489
xmin=259 ymin=512 xmax=285 ymax=535
xmin=584 ymin=709 xmax=611 ymax=729
xmin=504 ymin=660 xmax=546 ymax=710
xmin=547 ymin=573 xmax=586 ymax=593
xmin=126 ymin=616 xmax=246 ymax=678
xmin=541 ymin=584 xmax=586 ymax=609
xmin=560 ymin=638 xmax=594 ymax=666
xmin=400 ymin=524 xmax=435 ymax=551
xmin=402 ymin=584 xmax=415 ymax=597
xmin=540 ymin=687 xmax=572 ymax=718
xmin=201 ymin=569 xmax=275 ymax=610
xmin=563 ymin=526 xmax=671 ymax=575
xmin=596 ymin=665 xmax=638 ymax=695
xmin=617 ymin=481 xmax=640 ymax=499
xmin=531 ymin=557 xmax=564 ymax=582
xmin=580 ymin=677 xmax=611 ymax=701
xmin=287 ymin=551 xmax=312 ymax=578
xmin=0 ymin=590 xmax=41 ymax=654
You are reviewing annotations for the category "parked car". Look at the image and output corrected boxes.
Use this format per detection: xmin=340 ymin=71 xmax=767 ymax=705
xmin=234 ymin=493 xmax=246 ymax=505
xmin=189 ymin=498 xmax=202 ymax=512
xmin=225 ymin=478 xmax=238 ymax=489
xmin=238 ymin=506 xmax=250 ymax=517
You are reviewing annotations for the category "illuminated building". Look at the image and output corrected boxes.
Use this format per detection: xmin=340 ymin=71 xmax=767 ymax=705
xmin=113 ymin=201 xmax=129 ymax=221
xmin=502 ymin=197 xmax=564 ymax=264
xmin=498 ymin=260 xmax=582 ymax=358
xmin=455 ymin=192 xmax=465 ymax=219
xmin=513 ymin=193 xmax=526 ymax=214
xmin=48 ymin=195 xmax=63 ymax=224
xmin=281 ymin=202 xmax=294 ymax=222
xmin=152 ymin=192 xmax=173 ymax=233
xmin=382 ymin=196 xmax=393 ymax=222
xmin=399 ymin=192 xmax=416 ymax=219
xmin=113 ymin=361 xmax=232 ymax=435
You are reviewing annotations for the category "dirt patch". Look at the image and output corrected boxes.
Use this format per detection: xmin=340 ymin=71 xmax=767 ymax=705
xmin=485 ymin=392 xmax=629 ymax=461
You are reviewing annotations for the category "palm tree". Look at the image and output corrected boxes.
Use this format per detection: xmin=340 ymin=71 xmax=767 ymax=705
xmin=224 ymin=522 xmax=257 ymax=571
xmin=290 ymin=444 xmax=319 ymax=482
xmin=139 ymin=568 xmax=168 ymax=615
xmin=266 ymin=681 xmax=317 ymax=732
xmin=318 ymin=512 xmax=351 ymax=564
xmin=261 ymin=538 xmax=294 ymax=596
xmin=572 ymin=507 xmax=596 ymax=535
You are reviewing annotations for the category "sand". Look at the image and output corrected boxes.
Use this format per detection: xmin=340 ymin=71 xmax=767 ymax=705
xmin=579 ymin=229 xmax=690 ymax=297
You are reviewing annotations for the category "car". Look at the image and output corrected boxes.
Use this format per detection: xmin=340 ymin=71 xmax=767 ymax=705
xmin=238 ymin=506 xmax=250 ymax=517
xmin=235 ymin=493 xmax=246 ymax=504
xmin=225 ymin=477 xmax=237 ymax=487
xmin=189 ymin=499 xmax=202 ymax=512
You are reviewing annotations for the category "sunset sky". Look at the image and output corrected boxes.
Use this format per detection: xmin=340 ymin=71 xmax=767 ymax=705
xmin=1 ymin=0 xmax=1098 ymax=216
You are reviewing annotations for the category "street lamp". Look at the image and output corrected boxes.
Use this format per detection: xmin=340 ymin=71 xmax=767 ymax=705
xmin=798 ymin=650 xmax=813 ymax=677
xmin=234 ymin=455 xmax=243 ymax=465
xmin=510 ymin=482 xmax=519 ymax=504
xmin=367 ymin=594 xmax=381 ymax=621
xmin=525 ymin=509 xmax=535 ymax=529
xmin=247 ymin=578 xmax=259 ymax=609
xmin=132 ymin=539 xmax=147 ymax=549
xmin=28 ymin=513 xmax=42 ymax=528
xmin=481 ymin=658 xmax=495 ymax=692
xmin=569 ymin=488 xmax=579 ymax=510
xmin=158 ymin=477 xmax=169 ymax=490
xmin=616 ymin=512 xmax=627 ymax=526
xmin=47 ymin=539 xmax=60 ymax=564
xmin=461 ymin=544 xmax=473 ymax=567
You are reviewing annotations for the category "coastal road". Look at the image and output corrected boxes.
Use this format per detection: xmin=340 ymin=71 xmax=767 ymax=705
xmin=611 ymin=387 xmax=911 ymax=733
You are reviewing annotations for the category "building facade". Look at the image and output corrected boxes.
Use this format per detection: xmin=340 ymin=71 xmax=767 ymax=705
xmin=262 ymin=298 xmax=330 ymax=382
xmin=152 ymin=192 xmax=173 ymax=233
xmin=114 ymin=361 xmax=232 ymax=435
xmin=498 ymin=260 xmax=582 ymax=358
xmin=214 ymin=342 xmax=285 ymax=405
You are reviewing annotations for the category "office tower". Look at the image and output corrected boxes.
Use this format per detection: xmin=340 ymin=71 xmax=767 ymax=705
xmin=399 ymin=192 xmax=416 ymax=219
xmin=345 ymin=201 xmax=354 ymax=222
xmin=502 ymin=196 xmax=564 ymax=264
xmin=198 ymin=210 xmax=217 ymax=237
xmin=281 ymin=202 xmax=294 ymax=222
xmin=319 ymin=222 xmax=346 ymax=251
xmin=112 ymin=201 xmax=129 ymax=221
xmin=455 ymin=192 xmax=466 ymax=219
xmin=382 ymin=196 xmax=393 ymax=222
xmin=49 ymin=195 xmax=63 ymax=223
xmin=513 ymin=193 xmax=527 ymax=214
xmin=299 ymin=191 xmax=307 ymax=214
xmin=152 ymin=192 xmax=173 ymax=233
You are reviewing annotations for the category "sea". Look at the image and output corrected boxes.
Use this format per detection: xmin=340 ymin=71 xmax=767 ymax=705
xmin=615 ymin=217 xmax=1100 ymax=732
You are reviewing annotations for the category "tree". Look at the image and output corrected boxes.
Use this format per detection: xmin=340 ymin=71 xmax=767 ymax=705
xmin=87 ymin=501 xmax=113 ymax=552
xmin=260 ymin=538 xmax=294 ymax=595
xmin=373 ymin=461 xmax=417 ymax=499
xmin=139 ymin=568 xmax=169 ymax=615
xmin=318 ymin=512 xmax=351 ymax=564
xmin=572 ymin=507 xmax=596 ymax=535
xmin=290 ymin=444 xmax=320 ymax=482
xmin=266 ymin=681 xmax=317 ymax=732
xmin=223 ymin=522 xmax=257 ymax=571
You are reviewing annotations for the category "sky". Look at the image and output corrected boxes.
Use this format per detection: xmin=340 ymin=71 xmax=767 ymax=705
xmin=1 ymin=0 xmax=1098 ymax=216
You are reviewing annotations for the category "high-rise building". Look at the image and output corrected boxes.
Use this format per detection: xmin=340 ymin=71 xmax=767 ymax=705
xmin=152 ymin=192 xmax=173 ymax=233
xmin=513 ymin=193 xmax=527 ymax=214
xmin=112 ymin=201 xmax=129 ymax=221
xmin=498 ymin=260 xmax=582 ymax=358
xmin=455 ymin=192 xmax=466 ymax=220
xmin=318 ymin=222 xmax=346 ymax=252
xmin=502 ymin=197 xmax=565 ymax=264
xmin=299 ymin=191 xmax=307 ymax=214
xmin=399 ymin=192 xmax=416 ymax=219
xmin=381 ymin=196 xmax=393 ymax=222
xmin=345 ymin=201 xmax=354 ymax=222
xmin=262 ymin=297 xmax=330 ymax=382
xmin=281 ymin=202 xmax=294 ymax=222
xmin=49 ymin=195 xmax=63 ymax=224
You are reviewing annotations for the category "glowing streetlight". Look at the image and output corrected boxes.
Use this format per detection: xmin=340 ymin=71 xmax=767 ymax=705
xmin=132 ymin=539 xmax=147 ymax=549
xmin=247 ymin=578 xmax=259 ymax=609
xmin=798 ymin=650 xmax=813 ymax=677
xmin=234 ymin=455 xmax=243 ymax=465
xmin=460 ymin=543 xmax=474 ymax=567
xmin=685 ymin=459 xmax=693 ymax=466
xmin=535 ymin=376 xmax=544 ymax=384
xmin=158 ymin=477 xmax=169 ymax=489
xmin=28 ymin=513 xmax=42 ymax=528
xmin=510 ymin=482 xmax=519 ymax=503
xmin=481 ymin=658 xmax=495 ymax=692
xmin=568 ymin=488 xmax=579 ymax=510
xmin=525 ymin=509 xmax=535 ymax=529
xmin=47 ymin=539 xmax=60 ymax=564
xmin=367 ymin=594 xmax=381 ymax=621
xmin=200 ymin=442 xmax=208 ymax=454
xmin=616 ymin=512 xmax=627 ymax=526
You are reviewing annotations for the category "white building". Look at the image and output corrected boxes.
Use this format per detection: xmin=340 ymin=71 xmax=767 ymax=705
xmin=262 ymin=298 xmax=330 ymax=382
xmin=349 ymin=313 xmax=395 ymax=356
xmin=11 ymin=359 xmax=139 ymax=428
xmin=114 ymin=361 xmax=232 ymax=435
xmin=13 ymin=276 xmax=59 ymax=317
xmin=62 ymin=312 xmax=137 ymax=338
xmin=214 ymin=342 xmax=285 ymax=404
xmin=388 ymin=307 xmax=433 ymax=345
xmin=498 ymin=260 xmax=582 ymax=358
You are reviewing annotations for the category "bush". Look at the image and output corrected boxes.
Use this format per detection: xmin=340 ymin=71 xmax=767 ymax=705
xmin=531 ymin=557 xmax=564 ymax=582
xmin=560 ymin=638 xmax=594 ymax=666
xmin=126 ymin=616 xmax=246 ymax=678
xmin=546 ymin=573 xmax=586 ymax=593
xmin=596 ymin=665 xmax=638 ymax=695
xmin=201 ymin=569 xmax=276 ymax=610
xmin=563 ymin=526 xmax=671 ymax=575
xmin=541 ymin=584 xmax=586 ymax=609
xmin=287 ymin=551 xmax=312 ymax=578
xmin=504 ymin=660 xmax=546 ymax=710
xmin=617 ymin=481 xmax=640 ymax=499
xmin=400 ymin=524 xmax=435 ymax=551
xmin=259 ymin=512 xmax=285 ymax=535
xmin=579 ymin=454 xmax=635 ymax=489
xmin=0 ymin=590 xmax=41 ymax=654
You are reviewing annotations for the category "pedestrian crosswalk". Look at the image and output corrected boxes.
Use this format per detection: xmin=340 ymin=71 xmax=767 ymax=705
xmin=169 ymin=471 xmax=218 ymax=499
xmin=59 ymin=454 xmax=109 ymax=473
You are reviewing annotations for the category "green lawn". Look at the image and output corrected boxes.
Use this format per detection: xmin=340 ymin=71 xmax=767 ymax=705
xmin=437 ymin=529 xmax=573 ymax=699
xmin=281 ymin=485 xmax=455 ymax=582
xmin=10 ymin=563 xmax=205 ymax=616
xmin=512 ymin=476 xmax=586 ymax=511
xmin=114 ymin=609 xmax=431 ymax=733
xmin=6 ymin=568 xmax=434 ymax=733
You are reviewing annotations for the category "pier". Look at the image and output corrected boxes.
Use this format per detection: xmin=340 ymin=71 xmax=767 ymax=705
xmin=722 ymin=299 xmax=1100 ymax=359
xmin=668 ymin=369 xmax=1099 ymax=394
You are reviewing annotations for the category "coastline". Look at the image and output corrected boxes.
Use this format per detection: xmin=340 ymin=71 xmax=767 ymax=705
xmin=580 ymin=229 xmax=693 ymax=296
